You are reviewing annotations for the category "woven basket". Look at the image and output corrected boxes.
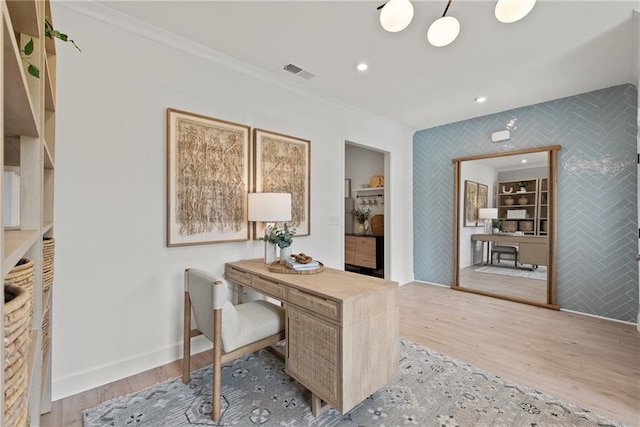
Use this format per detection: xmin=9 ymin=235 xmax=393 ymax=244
xmin=42 ymin=304 xmax=50 ymax=364
xmin=4 ymin=284 xmax=32 ymax=427
xmin=43 ymin=237 xmax=55 ymax=293
xmin=5 ymin=259 xmax=35 ymax=317
xmin=502 ymin=221 xmax=517 ymax=233
xmin=520 ymin=221 xmax=534 ymax=232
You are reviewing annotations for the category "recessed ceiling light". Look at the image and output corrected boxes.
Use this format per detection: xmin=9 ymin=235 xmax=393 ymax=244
xmin=521 ymin=159 xmax=527 ymax=163
xmin=474 ymin=96 xmax=487 ymax=103
xmin=356 ymin=62 xmax=368 ymax=72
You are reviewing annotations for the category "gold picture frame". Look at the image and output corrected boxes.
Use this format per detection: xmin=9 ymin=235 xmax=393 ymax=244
xmin=253 ymin=128 xmax=311 ymax=237
xmin=166 ymin=108 xmax=250 ymax=246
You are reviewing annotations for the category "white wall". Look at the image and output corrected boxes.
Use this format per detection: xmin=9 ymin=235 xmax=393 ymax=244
xmin=345 ymin=144 xmax=384 ymax=190
xmin=51 ymin=3 xmax=414 ymax=399
xmin=459 ymin=163 xmax=496 ymax=267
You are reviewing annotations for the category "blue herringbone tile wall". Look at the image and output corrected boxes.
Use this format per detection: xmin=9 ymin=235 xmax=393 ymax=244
xmin=413 ymin=84 xmax=638 ymax=322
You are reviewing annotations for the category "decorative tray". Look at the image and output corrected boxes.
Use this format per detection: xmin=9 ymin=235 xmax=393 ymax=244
xmin=267 ymin=261 xmax=324 ymax=274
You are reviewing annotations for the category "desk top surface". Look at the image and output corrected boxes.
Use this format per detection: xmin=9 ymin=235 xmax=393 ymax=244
xmin=471 ymin=234 xmax=548 ymax=243
xmin=227 ymin=258 xmax=397 ymax=301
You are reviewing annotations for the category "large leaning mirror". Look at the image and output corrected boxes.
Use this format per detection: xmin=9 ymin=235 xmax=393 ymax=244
xmin=452 ymin=146 xmax=560 ymax=309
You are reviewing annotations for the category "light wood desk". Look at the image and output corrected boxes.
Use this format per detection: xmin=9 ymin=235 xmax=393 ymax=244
xmin=225 ymin=259 xmax=398 ymax=416
xmin=471 ymin=234 xmax=548 ymax=267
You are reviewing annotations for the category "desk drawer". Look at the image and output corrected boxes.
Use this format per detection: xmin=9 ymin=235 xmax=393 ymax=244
xmin=225 ymin=266 xmax=251 ymax=286
xmin=288 ymin=288 xmax=340 ymax=321
xmin=252 ymin=276 xmax=287 ymax=300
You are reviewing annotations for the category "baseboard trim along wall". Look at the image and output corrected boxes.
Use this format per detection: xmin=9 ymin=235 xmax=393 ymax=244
xmin=52 ymin=337 xmax=212 ymax=401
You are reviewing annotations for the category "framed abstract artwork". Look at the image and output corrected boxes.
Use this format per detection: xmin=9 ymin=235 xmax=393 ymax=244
xmin=166 ymin=108 xmax=250 ymax=246
xmin=253 ymin=128 xmax=310 ymax=237
xmin=464 ymin=180 xmax=478 ymax=227
xmin=477 ymin=183 xmax=488 ymax=226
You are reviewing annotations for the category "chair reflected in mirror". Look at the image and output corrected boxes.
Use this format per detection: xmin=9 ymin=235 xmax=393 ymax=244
xmin=491 ymin=243 xmax=519 ymax=267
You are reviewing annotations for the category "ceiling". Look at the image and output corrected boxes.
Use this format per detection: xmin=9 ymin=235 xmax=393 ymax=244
xmin=95 ymin=1 xmax=639 ymax=130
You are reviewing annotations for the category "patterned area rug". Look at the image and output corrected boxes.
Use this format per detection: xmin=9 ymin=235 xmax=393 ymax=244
xmin=83 ymin=339 xmax=626 ymax=427
xmin=475 ymin=264 xmax=547 ymax=281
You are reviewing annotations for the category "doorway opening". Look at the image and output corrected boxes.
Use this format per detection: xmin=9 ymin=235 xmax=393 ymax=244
xmin=344 ymin=141 xmax=389 ymax=278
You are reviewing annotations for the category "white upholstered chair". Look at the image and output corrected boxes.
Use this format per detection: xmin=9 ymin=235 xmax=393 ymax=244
xmin=182 ymin=268 xmax=285 ymax=422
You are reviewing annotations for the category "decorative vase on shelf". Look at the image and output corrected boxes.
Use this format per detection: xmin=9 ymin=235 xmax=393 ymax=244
xmin=279 ymin=246 xmax=292 ymax=264
xmin=264 ymin=242 xmax=277 ymax=265
xmin=504 ymin=197 xmax=514 ymax=206
xmin=357 ymin=223 xmax=366 ymax=235
xmin=518 ymin=196 xmax=528 ymax=205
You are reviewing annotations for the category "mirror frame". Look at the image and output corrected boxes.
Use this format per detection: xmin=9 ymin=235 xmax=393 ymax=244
xmin=452 ymin=145 xmax=560 ymax=309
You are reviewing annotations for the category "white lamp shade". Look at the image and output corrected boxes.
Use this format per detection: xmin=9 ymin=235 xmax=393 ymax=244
xmin=380 ymin=0 xmax=414 ymax=33
xmin=427 ymin=16 xmax=460 ymax=47
xmin=478 ymin=208 xmax=498 ymax=220
xmin=247 ymin=193 xmax=291 ymax=222
xmin=495 ymin=0 xmax=536 ymax=24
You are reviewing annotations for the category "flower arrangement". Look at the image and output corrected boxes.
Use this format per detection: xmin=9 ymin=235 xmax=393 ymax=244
xmin=260 ymin=223 xmax=296 ymax=248
xmin=351 ymin=206 xmax=372 ymax=224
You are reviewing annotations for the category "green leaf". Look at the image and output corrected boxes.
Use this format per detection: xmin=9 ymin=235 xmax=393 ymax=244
xmin=27 ymin=64 xmax=39 ymax=78
xmin=24 ymin=38 xmax=34 ymax=55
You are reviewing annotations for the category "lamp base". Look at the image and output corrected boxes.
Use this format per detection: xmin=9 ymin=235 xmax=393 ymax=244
xmin=264 ymin=242 xmax=277 ymax=264
xmin=484 ymin=219 xmax=492 ymax=235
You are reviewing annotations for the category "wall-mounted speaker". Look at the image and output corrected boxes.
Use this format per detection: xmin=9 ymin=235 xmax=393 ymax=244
xmin=491 ymin=129 xmax=510 ymax=142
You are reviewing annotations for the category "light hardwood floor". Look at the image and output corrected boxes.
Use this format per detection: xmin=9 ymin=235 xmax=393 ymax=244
xmin=459 ymin=263 xmax=548 ymax=303
xmin=42 ymin=283 xmax=639 ymax=426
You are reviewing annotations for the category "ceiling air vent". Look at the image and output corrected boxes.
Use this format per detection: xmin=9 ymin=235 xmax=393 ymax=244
xmin=282 ymin=63 xmax=315 ymax=80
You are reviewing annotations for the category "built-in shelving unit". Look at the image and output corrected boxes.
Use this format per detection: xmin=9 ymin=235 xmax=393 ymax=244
xmin=497 ymin=178 xmax=547 ymax=236
xmin=2 ymin=0 xmax=56 ymax=423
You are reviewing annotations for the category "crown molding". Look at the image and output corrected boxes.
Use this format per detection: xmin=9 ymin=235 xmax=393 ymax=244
xmin=56 ymin=1 xmax=412 ymax=132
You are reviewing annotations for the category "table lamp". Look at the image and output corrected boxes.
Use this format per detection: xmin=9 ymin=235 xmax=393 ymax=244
xmin=478 ymin=208 xmax=498 ymax=235
xmin=248 ymin=193 xmax=292 ymax=263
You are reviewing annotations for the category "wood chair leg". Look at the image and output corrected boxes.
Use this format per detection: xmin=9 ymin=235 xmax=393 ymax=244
xmin=212 ymin=309 xmax=222 ymax=422
xmin=182 ymin=292 xmax=191 ymax=384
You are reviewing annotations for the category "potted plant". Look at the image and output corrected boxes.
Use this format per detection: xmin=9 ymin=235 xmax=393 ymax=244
xmin=351 ymin=206 xmax=372 ymax=235
xmin=517 ymin=181 xmax=530 ymax=192
xmin=272 ymin=224 xmax=296 ymax=264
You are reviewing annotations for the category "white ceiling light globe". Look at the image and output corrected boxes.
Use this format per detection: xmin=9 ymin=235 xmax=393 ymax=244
xmin=427 ymin=16 xmax=460 ymax=47
xmin=495 ymin=0 xmax=536 ymax=24
xmin=380 ymin=0 xmax=414 ymax=33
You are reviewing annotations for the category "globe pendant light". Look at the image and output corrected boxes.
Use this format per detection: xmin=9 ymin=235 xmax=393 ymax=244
xmin=427 ymin=0 xmax=460 ymax=47
xmin=495 ymin=0 xmax=536 ymax=23
xmin=379 ymin=0 xmax=414 ymax=33
xmin=427 ymin=16 xmax=460 ymax=47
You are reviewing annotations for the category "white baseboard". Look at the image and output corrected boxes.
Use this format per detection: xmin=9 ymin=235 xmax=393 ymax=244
xmin=52 ymin=336 xmax=212 ymax=401
xmin=410 ymin=280 xmax=450 ymax=288
xmin=559 ymin=308 xmax=638 ymax=327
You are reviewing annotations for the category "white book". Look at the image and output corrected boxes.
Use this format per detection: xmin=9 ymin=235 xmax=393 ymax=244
xmin=3 ymin=170 xmax=20 ymax=228
xmin=286 ymin=258 xmax=320 ymax=269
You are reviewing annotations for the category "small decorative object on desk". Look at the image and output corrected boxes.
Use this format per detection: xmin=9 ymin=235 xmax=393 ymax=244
xmin=286 ymin=253 xmax=320 ymax=270
xmin=267 ymin=224 xmax=295 ymax=264
xmin=268 ymin=254 xmax=324 ymax=274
